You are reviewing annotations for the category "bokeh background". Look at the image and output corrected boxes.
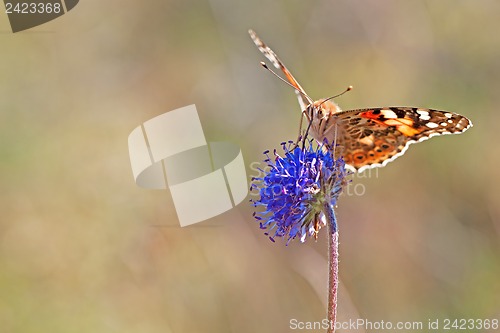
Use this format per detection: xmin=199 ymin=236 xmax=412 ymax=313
xmin=1 ymin=0 xmax=499 ymax=332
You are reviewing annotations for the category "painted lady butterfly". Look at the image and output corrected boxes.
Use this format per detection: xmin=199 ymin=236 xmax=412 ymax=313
xmin=249 ymin=30 xmax=472 ymax=173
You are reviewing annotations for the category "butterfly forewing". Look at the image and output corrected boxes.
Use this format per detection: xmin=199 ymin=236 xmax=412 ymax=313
xmin=249 ymin=29 xmax=312 ymax=110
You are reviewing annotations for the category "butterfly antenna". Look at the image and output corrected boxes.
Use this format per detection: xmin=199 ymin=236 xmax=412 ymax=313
xmin=319 ymin=85 xmax=353 ymax=107
xmin=260 ymin=62 xmax=313 ymax=104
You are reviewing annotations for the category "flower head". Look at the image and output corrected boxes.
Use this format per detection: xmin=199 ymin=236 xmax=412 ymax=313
xmin=250 ymin=140 xmax=347 ymax=244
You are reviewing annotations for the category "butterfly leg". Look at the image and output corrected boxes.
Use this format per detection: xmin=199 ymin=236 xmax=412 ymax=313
xmin=293 ymin=109 xmax=311 ymax=148
xmin=301 ymin=108 xmax=315 ymax=150
xmin=322 ymin=119 xmax=340 ymax=144
xmin=321 ymin=120 xmax=344 ymax=158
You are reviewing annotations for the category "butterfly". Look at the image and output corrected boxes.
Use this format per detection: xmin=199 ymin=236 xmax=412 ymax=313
xmin=249 ymin=29 xmax=472 ymax=173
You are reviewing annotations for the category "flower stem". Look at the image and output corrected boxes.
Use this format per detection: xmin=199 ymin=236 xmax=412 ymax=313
xmin=324 ymin=203 xmax=338 ymax=333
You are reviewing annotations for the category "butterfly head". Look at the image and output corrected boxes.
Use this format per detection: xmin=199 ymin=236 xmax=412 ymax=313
xmin=306 ymin=85 xmax=352 ymax=123
xmin=310 ymin=99 xmax=342 ymax=120
xmin=303 ymin=99 xmax=344 ymax=147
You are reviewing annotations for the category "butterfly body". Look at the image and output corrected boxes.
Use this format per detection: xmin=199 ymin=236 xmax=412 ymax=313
xmin=249 ymin=30 xmax=472 ymax=172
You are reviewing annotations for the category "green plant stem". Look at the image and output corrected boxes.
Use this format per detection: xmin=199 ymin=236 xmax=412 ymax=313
xmin=324 ymin=203 xmax=338 ymax=333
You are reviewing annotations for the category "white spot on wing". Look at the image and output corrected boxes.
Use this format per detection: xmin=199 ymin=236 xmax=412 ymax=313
xmin=417 ymin=110 xmax=431 ymax=120
xmin=381 ymin=109 xmax=397 ymax=119
xmin=426 ymin=122 xmax=439 ymax=129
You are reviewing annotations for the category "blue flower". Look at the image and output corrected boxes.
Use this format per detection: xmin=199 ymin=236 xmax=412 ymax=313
xmin=250 ymin=141 xmax=347 ymax=244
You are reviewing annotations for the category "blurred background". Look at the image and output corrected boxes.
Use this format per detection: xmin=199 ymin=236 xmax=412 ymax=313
xmin=1 ymin=0 xmax=499 ymax=332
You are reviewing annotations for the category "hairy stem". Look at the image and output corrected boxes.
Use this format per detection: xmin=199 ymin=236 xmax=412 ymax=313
xmin=324 ymin=203 xmax=338 ymax=333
